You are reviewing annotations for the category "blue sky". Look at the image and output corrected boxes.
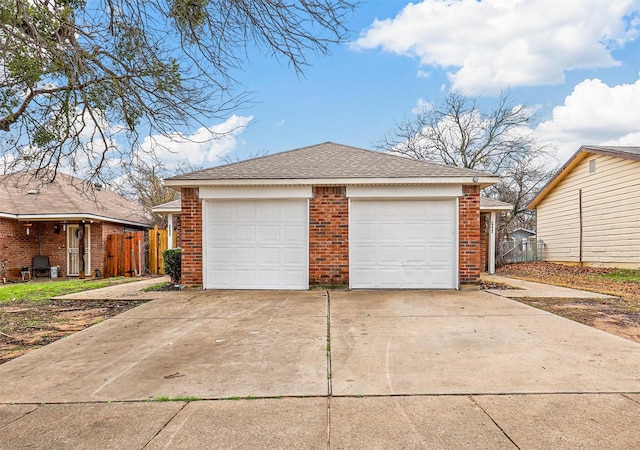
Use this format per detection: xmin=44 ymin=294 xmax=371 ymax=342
xmin=149 ymin=0 xmax=640 ymax=170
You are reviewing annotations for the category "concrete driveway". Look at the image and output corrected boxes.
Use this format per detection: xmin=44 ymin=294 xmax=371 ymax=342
xmin=0 ymin=286 xmax=639 ymax=448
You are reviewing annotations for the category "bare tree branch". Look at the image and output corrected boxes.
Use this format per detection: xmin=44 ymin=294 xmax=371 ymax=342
xmin=376 ymin=90 xmax=558 ymax=232
xmin=0 ymin=0 xmax=355 ymax=183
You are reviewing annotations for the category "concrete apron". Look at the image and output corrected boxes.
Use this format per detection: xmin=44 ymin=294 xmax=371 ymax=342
xmin=1 ymin=289 xmax=640 ymax=449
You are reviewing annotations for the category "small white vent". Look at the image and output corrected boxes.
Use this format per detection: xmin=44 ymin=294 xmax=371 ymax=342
xmin=589 ymin=159 xmax=596 ymax=173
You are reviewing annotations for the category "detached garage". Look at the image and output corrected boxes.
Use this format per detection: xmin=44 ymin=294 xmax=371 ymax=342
xmin=165 ymin=142 xmax=498 ymax=290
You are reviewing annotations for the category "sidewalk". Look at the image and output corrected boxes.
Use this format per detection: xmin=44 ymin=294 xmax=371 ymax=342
xmin=482 ymin=273 xmax=618 ymax=299
xmin=53 ymin=276 xmax=170 ymax=301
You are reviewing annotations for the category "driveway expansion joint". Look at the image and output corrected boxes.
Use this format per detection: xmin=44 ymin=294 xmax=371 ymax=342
xmin=326 ymin=289 xmax=333 ymax=398
xmin=141 ymin=401 xmax=188 ymax=449
xmin=470 ymin=396 xmax=521 ymax=449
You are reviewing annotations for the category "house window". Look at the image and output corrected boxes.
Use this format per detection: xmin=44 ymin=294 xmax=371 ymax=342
xmin=589 ymin=159 xmax=596 ymax=173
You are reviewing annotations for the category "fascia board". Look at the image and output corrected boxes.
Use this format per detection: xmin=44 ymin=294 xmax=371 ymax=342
xmin=165 ymin=176 xmax=500 ymax=188
xmin=9 ymin=213 xmax=148 ymax=228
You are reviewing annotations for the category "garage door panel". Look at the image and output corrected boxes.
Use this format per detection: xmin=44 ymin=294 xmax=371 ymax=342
xmin=283 ymin=224 xmax=306 ymax=240
xmin=257 ymin=248 xmax=280 ymax=265
xmin=429 ymin=223 xmax=452 ymax=240
xmin=351 ymin=199 xmax=456 ymax=289
xmin=282 ymin=247 xmax=306 ymax=264
xmin=351 ymin=245 xmax=375 ymax=263
xmin=402 ymin=223 xmax=428 ymax=240
xmin=205 ymin=199 xmax=308 ymax=289
xmin=257 ymin=225 xmax=280 ymax=242
xmin=403 ymin=245 xmax=428 ymax=263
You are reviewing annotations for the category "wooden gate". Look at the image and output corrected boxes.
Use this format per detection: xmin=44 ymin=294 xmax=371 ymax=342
xmin=104 ymin=231 xmax=145 ymax=278
xmin=148 ymin=225 xmax=171 ymax=274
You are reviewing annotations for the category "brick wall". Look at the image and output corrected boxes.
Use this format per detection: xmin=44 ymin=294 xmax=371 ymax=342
xmin=175 ymin=184 xmax=485 ymax=289
xmin=180 ymin=188 xmax=203 ymax=286
xmin=459 ymin=185 xmax=481 ymax=285
xmin=0 ymin=219 xmax=132 ymax=280
xmin=309 ymin=186 xmax=349 ymax=285
xmin=0 ymin=218 xmax=39 ymax=279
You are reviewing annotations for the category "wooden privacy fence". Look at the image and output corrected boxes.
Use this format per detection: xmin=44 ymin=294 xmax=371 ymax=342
xmin=105 ymin=231 xmax=145 ymax=278
xmin=148 ymin=225 xmax=174 ymax=275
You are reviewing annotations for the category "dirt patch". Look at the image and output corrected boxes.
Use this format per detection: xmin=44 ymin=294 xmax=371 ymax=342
xmin=0 ymin=300 xmax=147 ymax=364
xmin=497 ymin=262 xmax=640 ymax=344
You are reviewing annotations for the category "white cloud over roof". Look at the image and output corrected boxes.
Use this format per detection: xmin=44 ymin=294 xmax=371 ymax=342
xmin=536 ymin=77 xmax=640 ymax=160
xmin=137 ymin=115 xmax=253 ymax=169
xmin=352 ymin=0 xmax=639 ymax=93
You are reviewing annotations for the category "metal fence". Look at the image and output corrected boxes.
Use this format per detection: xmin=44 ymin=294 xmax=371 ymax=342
xmin=498 ymin=237 xmax=544 ymax=265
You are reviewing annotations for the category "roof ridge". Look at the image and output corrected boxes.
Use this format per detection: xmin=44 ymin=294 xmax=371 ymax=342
xmin=167 ymin=141 xmax=496 ymax=182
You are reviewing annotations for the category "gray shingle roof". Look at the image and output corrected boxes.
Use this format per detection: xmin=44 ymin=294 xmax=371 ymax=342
xmin=0 ymin=171 xmax=150 ymax=226
xmin=480 ymin=197 xmax=512 ymax=210
xmin=151 ymin=199 xmax=181 ymax=214
xmin=167 ymin=142 xmax=495 ymax=182
xmin=581 ymin=145 xmax=640 ymax=159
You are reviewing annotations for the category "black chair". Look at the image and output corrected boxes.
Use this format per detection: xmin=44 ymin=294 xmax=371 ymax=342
xmin=32 ymin=255 xmax=50 ymax=278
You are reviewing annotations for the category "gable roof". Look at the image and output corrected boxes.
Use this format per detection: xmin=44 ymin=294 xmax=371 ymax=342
xmin=0 ymin=171 xmax=150 ymax=227
xmin=165 ymin=142 xmax=499 ymax=187
xmin=509 ymin=228 xmax=536 ymax=236
xmin=528 ymin=145 xmax=640 ymax=209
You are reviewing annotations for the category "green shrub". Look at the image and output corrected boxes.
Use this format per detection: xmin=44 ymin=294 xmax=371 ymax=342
xmin=163 ymin=248 xmax=182 ymax=284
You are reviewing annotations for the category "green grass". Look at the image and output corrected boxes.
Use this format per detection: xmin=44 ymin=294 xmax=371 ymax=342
xmin=0 ymin=278 xmax=136 ymax=304
xmin=151 ymin=396 xmax=202 ymax=402
xmin=142 ymin=282 xmax=168 ymax=292
xmin=597 ymin=269 xmax=640 ymax=283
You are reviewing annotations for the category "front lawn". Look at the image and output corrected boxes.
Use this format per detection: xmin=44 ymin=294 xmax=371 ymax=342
xmin=497 ymin=262 xmax=640 ymax=343
xmin=0 ymin=277 xmax=140 ymax=304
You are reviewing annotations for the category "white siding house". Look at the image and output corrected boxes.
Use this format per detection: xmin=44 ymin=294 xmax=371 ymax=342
xmin=529 ymin=146 xmax=640 ymax=268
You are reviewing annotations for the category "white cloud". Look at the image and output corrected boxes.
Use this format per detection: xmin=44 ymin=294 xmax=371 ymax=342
xmin=137 ymin=115 xmax=253 ymax=169
xmin=352 ymin=0 xmax=640 ymax=93
xmin=535 ymin=78 xmax=640 ymax=161
xmin=411 ymin=98 xmax=432 ymax=114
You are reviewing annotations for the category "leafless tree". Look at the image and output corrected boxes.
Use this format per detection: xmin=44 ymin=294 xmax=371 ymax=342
xmin=0 ymin=0 xmax=354 ymax=184
xmin=115 ymin=160 xmax=200 ymax=227
xmin=486 ymin=156 xmax=554 ymax=238
xmin=378 ymin=91 xmax=542 ymax=172
xmin=376 ymin=90 xmax=557 ymax=231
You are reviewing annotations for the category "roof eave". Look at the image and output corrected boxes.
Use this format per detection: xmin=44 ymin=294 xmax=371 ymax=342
xmin=152 ymin=207 xmax=181 ymax=215
xmin=2 ymin=213 xmax=149 ymax=228
xmin=164 ymin=176 xmax=500 ymax=188
xmin=480 ymin=204 xmax=512 ymax=212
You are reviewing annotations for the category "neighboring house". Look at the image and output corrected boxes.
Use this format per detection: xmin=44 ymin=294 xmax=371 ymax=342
xmin=508 ymin=228 xmax=536 ymax=242
xmin=165 ymin=142 xmax=499 ymax=290
xmin=0 ymin=171 xmax=150 ymax=280
xmin=528 ymin=145 xmax=640 ymax=268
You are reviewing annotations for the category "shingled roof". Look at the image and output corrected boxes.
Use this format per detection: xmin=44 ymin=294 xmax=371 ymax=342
xmin=0 ymin=171 xmax=150 ymax=227
xmin=166 ymin=142 xmax=498 ymax=186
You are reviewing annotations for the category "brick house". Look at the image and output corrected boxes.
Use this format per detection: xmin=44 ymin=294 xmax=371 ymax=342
xmin=0 ymin=171 xmax=150 ymax=280
xmin=165 ymin=142 xmax=500 ymax=289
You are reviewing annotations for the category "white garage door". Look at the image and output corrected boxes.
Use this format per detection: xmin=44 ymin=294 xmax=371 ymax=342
xmin=204 ymin=199 xmax=308 ymax=289
xmin=350 ymin=199 xmax=457 ymax=289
